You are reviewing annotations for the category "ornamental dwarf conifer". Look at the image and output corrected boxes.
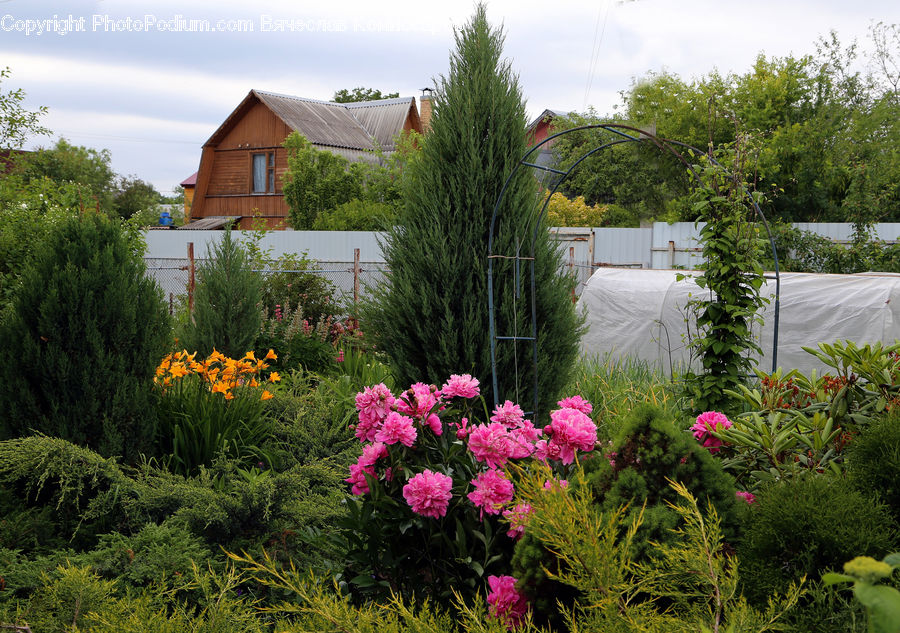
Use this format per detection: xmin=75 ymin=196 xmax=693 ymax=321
xmin=177 ymin=228 xmax=261 ymax=359
xmin=363 ymin=4 xmax=581 ymax=416
xmin=0 ymin=212 xmax=170 ymax=460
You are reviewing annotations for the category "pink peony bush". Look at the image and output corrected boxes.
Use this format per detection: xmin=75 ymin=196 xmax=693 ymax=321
xmin=339 ymin=373 xmax=599 ymax=620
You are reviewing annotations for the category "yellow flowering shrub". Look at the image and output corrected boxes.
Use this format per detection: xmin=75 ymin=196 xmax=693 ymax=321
xmin=544 ymin=191 xmax=606 ymax=227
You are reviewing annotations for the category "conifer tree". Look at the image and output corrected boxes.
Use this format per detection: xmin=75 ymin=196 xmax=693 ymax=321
xmin=0 ymin=212 xmax=170 ymax=460
xmin=364 ymin=5 xmax=581 ymax=416
xmin=177 ymin=228 xmax=261 ymax=359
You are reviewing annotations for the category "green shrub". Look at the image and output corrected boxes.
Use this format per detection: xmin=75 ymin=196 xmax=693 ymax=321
xmin=737 ymin=474 xmax=897 ymax=630
xmin=86 ymin=521 xmax=212 ymax=588
xmin=0 ymin=436 xmax=131 ymax=548
xmin=848 ymin=410 xmax=900 ymax=522
xmin=311 ymin=198 xmax=397 ymax=231
xmin=587 ymin=404 xmax=741 ymax=558
xmin=255 ymin=302 xmax=337 ymax=375
xmin=0 ymin=212 xmax=170 ymax=460
xmin=258 ymin=252 xmax=339 ymax=325
xmin=513 ymin=404 xmax=740 ymax=621
xmin=177 ymin=229 xmax=261 ymax=359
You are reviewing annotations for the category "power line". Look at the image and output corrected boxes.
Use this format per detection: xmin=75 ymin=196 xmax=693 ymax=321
xmin=583 ymin=0 xmax=611 ymax=109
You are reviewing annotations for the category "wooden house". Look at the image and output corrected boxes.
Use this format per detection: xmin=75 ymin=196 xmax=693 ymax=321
xmin=189 ymin=90 xmax=424 ymax=229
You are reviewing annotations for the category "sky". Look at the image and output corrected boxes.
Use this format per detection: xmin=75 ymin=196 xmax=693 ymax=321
xmin=2 ymin=0 xmax=897 ymax=194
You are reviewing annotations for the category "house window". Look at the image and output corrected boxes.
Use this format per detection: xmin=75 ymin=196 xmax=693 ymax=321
xmin=251 ymin=151 xmax=276 ymax=193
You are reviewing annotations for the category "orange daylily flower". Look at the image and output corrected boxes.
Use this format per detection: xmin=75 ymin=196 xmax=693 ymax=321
xmin=224 ymin=391 xmax=235 ymax=400
xmin=264 ymin=349 xmax=277 ymax=361
xmin=260 ymin=390 xmax=273 ymax=401
xmin=269 ymin=372 xmax=281 ymax=383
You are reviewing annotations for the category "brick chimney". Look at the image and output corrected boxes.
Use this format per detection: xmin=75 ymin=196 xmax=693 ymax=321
xmin=419 ymin=87 xmax=433 ymax=133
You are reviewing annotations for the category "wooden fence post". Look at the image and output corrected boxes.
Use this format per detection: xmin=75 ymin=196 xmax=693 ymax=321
xmin=187 ymin=242 xmax=195 ymax=318
xmin=353 ymin=248 xmax=361 ymax=314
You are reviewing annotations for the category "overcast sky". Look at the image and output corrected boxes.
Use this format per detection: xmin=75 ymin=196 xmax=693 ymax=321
xmin=2 ymin=0 xmax=897 ymax=193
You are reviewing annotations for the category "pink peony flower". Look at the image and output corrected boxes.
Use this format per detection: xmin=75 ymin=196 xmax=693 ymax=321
xmin=502 ymin=503 xmax=534 ymax=539
xmin=396 ymin=382 xmax=441 ymax=419
xmin=403 ymin=469 xmax=453 ymax=519
xmin=441 ymin=374 xmax=480 ymax=399
xmin=543 ymin=478 xmax=568 ymax=490
xmin=468 ymin=422 xmax=513 ymax=469
xmin=468 ymin=469 xmax=515 ymax=517
xmin=344 ymin=442 xmax=388 ymax=495
xmin=375 ymin=411 xmax=417 ymax=447
xmin=691 ymin=411 xmax=732 ymax=453
xmin=736 ymin=491 xmax=756 ymax=504
xmin=543 ymin=407 xmax=597 ymax=464
xmin=455 ymin=417 xmax=471 ymax=440
xmin=557 ymin=395 xmax=593 ymax=416
xmin=487 ymin=575 xmax=529 ymax=629
xmin=490 ymin=400 xmax=525 ymax=428
xmin=425 ymin=413 xmax=443 ymax=436
xmin=354 ymin=384 xmax=395 ymax=442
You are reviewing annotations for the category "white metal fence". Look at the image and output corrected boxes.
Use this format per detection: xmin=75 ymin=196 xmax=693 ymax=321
xmin=143 ymin=223 xmax=900 ymax=303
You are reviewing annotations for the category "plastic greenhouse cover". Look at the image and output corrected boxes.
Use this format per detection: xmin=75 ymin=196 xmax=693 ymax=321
xmin=577 ymin=269 xmax=900 ymax=376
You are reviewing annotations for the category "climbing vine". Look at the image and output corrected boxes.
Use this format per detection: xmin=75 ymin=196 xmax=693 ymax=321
xmin=682 ymin=145 xmax=768 ymax=414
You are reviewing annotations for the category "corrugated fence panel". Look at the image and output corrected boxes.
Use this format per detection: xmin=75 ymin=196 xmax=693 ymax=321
xmin=650 ymin=222 xmax=704 ymax=269
xmin=594 ymin=228 xmax=652 ymax=268
xmin=145 ymin=230 xmax=386 ymax=262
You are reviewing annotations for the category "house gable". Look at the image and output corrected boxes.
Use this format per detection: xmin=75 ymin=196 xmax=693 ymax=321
xmin=190 ymin=90 xmax=422 ymax=230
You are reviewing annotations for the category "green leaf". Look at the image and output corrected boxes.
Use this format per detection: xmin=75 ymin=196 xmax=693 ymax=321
xmin=853 ymin=583 xmax=900 ymax=632
xmin=822 ymin=572 xmax=855 ymax=586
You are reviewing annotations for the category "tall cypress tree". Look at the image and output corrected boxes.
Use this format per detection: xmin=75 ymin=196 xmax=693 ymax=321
xmin=364 ymin=5 xmax=581 ymax=416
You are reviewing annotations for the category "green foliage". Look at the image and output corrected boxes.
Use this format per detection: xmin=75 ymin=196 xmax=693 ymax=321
xmin=363 ymin=5 xmax=582 ymax=415
xmin=18 ymin=138 xmax=118 ymax=212
xmin=264 ymin=372 xmax=360 ymax=468
xmin=681 ymin=148 xmax=768 ymax=415
xmin=511 ymin=465 xmax=800 ymax=632
xmin=737 ymin=474 xmax=897 ymax=621
xmin=177 ymin=229 xmax=262 ymax=359
xmin=0 ymin=171 xmax=86 ymax=308
xmin=282 ymin=132 xmax=363 ymax=229
xmin=543 ymin=190 xmax=606 ymax=227
xmin=552 ymin=24 xmax=900 ymax=225
xmin=824 ymin=553 xmax=900 ymax=633
xmin=24 ymin=563 xmax=119 ymax=632
xmin=0 ymin=212 xmax=170 ymax=460
xmin=513 ymin=405 xmax=740 ymax=623
xmin=312 ymin=198 xmax=397 ymax=230
xmin=333 ymin=87 xmax=400 ymax=103
xmin=86 ymin=521 xmax=212 ymax=588
xmin=153 ymin=350 xmax=276 ymax=476
xmin=565 ymin=355 xmax=676 ymax=441
xmin=848 ymin=410 xmax=900 ymax=523
xmin=112 ymin=174 xmax=161 ymax=220
xmin=587 ymin=404 xmax=740 ymax=559
xmin=0 ymin=66 xmax=50 ymax=149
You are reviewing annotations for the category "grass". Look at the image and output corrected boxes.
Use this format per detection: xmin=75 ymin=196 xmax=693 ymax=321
xmin=566 ymin=354 xmax=678 ymax=440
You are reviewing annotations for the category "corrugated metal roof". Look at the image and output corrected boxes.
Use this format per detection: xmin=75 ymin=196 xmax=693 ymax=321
xmin=345 ymin=97 xmax=416 ymax=150
xmin=253 ymin=91 xmax=416 ymax=153
xmin=178 ymin=216 xmax=241 ymax=230
xmin=204 ymin=90 xmax=419 ymax=159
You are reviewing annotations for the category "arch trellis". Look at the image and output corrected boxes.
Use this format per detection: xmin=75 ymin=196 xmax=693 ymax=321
xmin=487 ymin=123 xmax=781 ymax=421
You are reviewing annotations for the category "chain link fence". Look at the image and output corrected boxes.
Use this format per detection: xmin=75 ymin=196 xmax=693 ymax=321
xmin=144 ymin=257 xmax=390 ymax=316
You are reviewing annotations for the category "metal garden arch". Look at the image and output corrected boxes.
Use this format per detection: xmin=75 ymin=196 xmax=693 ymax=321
xmin=487 ymin=123 xmax=781 ymax=421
